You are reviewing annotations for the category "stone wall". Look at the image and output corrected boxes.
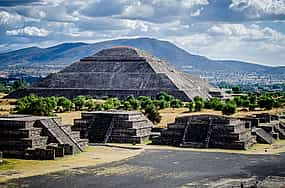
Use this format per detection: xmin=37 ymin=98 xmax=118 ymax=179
xmin=0 ymin=115 xmax=88 ymax=160
xmin=73 ymin=111 xmax=153 ymax=144
xmin=152 ymin=114 xmax=256 ymax=150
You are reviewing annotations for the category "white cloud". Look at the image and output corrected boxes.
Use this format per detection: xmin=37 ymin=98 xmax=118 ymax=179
xmin=6 ymin=26 xmax=50 ymax=37
xmin=122 ymin=2 xmax=154 ymax=19
xmin=208 ymin=23 xmax=285 ymax=41
xmin=0 ymin=11 xmax=22 ymax=25
xmin=181 ymin=0 xmax=209 ymax=8
xmin=230 ymin=0 xmax=285 ymax=18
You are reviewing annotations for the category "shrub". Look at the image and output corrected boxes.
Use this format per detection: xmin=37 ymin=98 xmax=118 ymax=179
xmin=123 ymin=101 xmax=132 ymax=110
xmin=258 ymin=96 xmax=275 ymax=110
xmin=222 ymin=101 xmax=237 ymax=115
xmin=156 ymin=92 xmax=174 ymax=102
xmin=187 ymin=101 xmax=194 ymax=112
xmin=126 ymin=96 xmax=140 ymax=110
xmin=139 ymin=96 xmax=153 ymax=109
xmin=194 ymin=100 xmax=204 ymax=112
xmin=144 ymin=104 xmax=161 ymax=124
xmin=57 ymin=97 xmax=73 ymax=112
xmin=86 ymin=99 xmax=95 ymax=111
xmin=95 ymin=103 xmax=103 ymax=111
xmin=205 ymin=98 xmax=222 ymax=110
xmin=170 ymin=99 xmax=183 ymax=108
xmin=157 ymin=100 xmax=170 ymax=109
xmin=16 ymin=94 xmax=56 ymax=116
xmin=73 ymin=96 xmax=86 ymax=110
xmin=194 ymin=96 xmax=203 ymax=103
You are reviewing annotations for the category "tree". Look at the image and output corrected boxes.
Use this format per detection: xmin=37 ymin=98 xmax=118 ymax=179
xmin=139 ymin=96 xmax=153 ymax=109
xmin=170 ymin=99 xmax=183 ymax=108
xmin=144 ymin=104 xmax=161 ymax=124
xmin=73 ymin=96 xmax=86 ymax=110
xmin=123 ymin=101 xmax=132 ymax=110
xmin=12 ymin=79 xmax=27 ymax=90
xmin=222 ymin=101 xmax=237 ymax=115
xmin=205 ymin=98 xmax=222 ymax=110
xmin=156 ymin=92 xmax=174 ymax=102
xmin=232 ymin=86 xmax=241 ymax=94
xmin=95 ymin=103 xmax=103 ymax=111
xmin=15 ymin=94 xmax=56 ymax=116
xmin=258 ymin=95 xmax=275 ymax=110
xmin=86 ymin=99 xmax=95 ymax=111
xmin=187 ymin=101 xmax=194 ymax=112
xmin=57 ymin=97 xmax=73 ymax=112
xmin=157 ymin=100 xmax=170 ymax=109
xmin=126 ymin=96 xmax=140 ymax=110
xmin=194 ymin=96 xmax=203 ymax=103
xmin=194 ymin=100 xmax=204 ymax=112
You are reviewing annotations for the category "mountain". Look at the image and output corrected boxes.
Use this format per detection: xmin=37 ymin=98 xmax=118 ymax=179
xmin=0 ymin=38 xmax=283 ymax=75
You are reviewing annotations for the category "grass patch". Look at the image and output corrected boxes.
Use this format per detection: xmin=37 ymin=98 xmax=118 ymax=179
xmin=144 ymin=140 xmax=152 ymax=145
xmin=0 ymin=160 xmax=14 ymax=171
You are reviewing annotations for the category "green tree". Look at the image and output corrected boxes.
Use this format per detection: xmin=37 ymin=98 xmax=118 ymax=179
xmin=144 ymin=104 xmax=161 ymax=124
xmin=170 ymin=99 xmax=183 ymax=108
xmin=138 ymin=96 xmax=153 ymax=109
xmin=157 ymin=100 xmax=170 ymax=109
xmin=187 ymin=101 xmax=194 ymax=112
xmin=12 ymin=79 xmax=27 ymax=90
xmin=57 ymin=97 xmax=73 ymax=112
xmin=123 ymin=101 xmax=132 ymax=110
xmin=126 ymin=96 xmax=140 ymax=110
xmin=73 ymin=95 xmax=86 ymax=110
xmin=86 ymin=99 xmax=95 ymax=111
xmin=205 ymin=98 xmax=222 ymax=110
xmin=258 ymin=95 xmax=275 ymax=110
xmin=95 ymin=103 xmax=104 ymax=111
xmin=232 ymin=86 xmax=241 ymax=94
xmin=222 ymin=100 xmax=237 ymax=115
xmin=16 ymin=94 xmax=56 ymax=116
xmin=194 ymin=100 xmax=204 ymax=112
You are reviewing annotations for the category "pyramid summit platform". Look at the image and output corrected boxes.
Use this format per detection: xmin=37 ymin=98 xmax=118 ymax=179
xmin=9 ymin=46 xmax=223 ymax=101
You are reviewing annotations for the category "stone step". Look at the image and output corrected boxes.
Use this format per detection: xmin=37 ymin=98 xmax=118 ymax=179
xmin=254 ymin=128 xmax=276 ymax=144
xmin=274 ymin=124 xmax=285 ymax=139
xmin=39 ymin=118 xmax=83 ymax=154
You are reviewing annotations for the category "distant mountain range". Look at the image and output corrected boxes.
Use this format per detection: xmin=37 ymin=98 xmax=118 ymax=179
xmin=0 ymin=37 xmax=284 ymax=75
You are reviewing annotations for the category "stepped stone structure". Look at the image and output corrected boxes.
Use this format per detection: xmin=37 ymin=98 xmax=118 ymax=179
xmin=152 ymin=114 xmax=256 ymax=150
xmin=244 ymin=113 xmax=285 ymax=144
xmin=73 ymin=111 xmax=153 ymax=144
xmin=0 ymin=115 xmax=88 ymax=160
xmin=9 ymin=46 xmax=223 ymax=101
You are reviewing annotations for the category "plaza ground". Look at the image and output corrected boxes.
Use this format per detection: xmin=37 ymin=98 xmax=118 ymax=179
xmin=1 ymin=147 xmax=285 ymax=188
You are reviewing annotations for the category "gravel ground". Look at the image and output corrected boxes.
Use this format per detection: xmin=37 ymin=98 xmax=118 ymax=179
xmin=1 ymin=149 xmax=285 ymax=188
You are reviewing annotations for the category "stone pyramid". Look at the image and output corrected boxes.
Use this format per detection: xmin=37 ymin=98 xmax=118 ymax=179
xmin=10 ymin=46 xmax=221 ymax=101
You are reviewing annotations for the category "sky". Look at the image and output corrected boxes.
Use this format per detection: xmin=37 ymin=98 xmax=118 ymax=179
xmin=0 ymin=0 xmax=285 ymax=66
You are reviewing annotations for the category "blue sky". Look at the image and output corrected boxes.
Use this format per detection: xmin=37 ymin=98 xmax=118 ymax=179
xmin=0 ymin=0 xmax=284 ymax=66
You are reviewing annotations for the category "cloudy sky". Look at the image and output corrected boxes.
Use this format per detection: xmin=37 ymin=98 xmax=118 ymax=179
xmin=0 ymin=0 xmax=284 ymax=66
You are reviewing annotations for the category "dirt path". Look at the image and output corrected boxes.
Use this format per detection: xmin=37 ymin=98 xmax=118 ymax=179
xmin=0 ymin=146 xmax=143 ymax=183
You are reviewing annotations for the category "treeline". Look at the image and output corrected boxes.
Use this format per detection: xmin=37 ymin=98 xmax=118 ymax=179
xmin=0 ymin=79 xmax=27 ymax=93
xmin=15 ymin=92 xmax=184 ymax=124
xmin=15 ymin=91 xmax=285 ymax=124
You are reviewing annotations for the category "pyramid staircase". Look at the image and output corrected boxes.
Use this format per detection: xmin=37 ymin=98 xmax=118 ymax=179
xmin=73 ymin=111 xmax=153 ymax=144
xmin=0 ymin=115 xmax=88 ymax=160
xmin=154 ymin=115 xmax=256 ymax=150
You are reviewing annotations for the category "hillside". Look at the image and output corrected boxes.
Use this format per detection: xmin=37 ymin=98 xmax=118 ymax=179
xmin=0 ymin=38 xmax=283 ymax=75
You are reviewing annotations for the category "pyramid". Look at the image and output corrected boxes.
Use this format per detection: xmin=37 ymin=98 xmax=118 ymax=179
xmin=9 ymin=46 xmax=222 ymax=101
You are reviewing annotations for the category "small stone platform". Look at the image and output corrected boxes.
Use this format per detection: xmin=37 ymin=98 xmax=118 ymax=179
xmin=243 ymin=113 xmax=285 ymax=144
xmin=73 ymin=111 xmax=153 ymax=144
xmin=0 ymin=115 xmax=88 ymax=160
xmin=152 ymin=114 xmax=256 ymax=150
